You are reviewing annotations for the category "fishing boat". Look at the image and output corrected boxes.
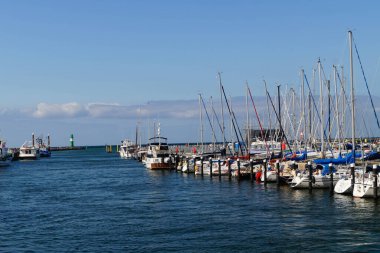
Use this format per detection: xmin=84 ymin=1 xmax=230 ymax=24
xmin=119 ymin=139 xmax=136 ymax=159
xmin=36 ymin=135 xmax=51 ymax=158
xmin=144 ymin=136 xmax=173 ymax=170
xmin=19 ymin=141 xmax=40 ymax=160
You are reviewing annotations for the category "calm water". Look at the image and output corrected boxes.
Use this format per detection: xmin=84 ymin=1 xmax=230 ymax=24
xmin=1 ymin=147 xmax=380 ymax=252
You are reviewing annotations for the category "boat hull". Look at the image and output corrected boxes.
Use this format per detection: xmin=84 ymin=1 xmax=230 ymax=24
xmin=291 ymin=175 xmax=339 ymax=189
xmin=334 ymin=178 xmax=353 ymax=194
xmin=353 ymin=183 xmax=380 ymax=198
xmin=145 ymin=157 xmax=173 ymax=170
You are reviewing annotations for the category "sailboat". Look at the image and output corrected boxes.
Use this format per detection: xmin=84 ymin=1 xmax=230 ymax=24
xmin=334 ymin=31 xmax=380 ymax=198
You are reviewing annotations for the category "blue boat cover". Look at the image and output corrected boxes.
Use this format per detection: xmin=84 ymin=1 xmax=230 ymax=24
xmin=313 ymin=152 xmax=361 ymax=165
xmin=319 ymin=164 xmax=337 ymax=176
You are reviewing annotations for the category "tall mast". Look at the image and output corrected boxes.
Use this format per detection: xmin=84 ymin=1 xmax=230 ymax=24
xmin=229 ymin=96 xmax=233 ymax=145
xmin=210 ymin=96 xmax=215 ymax=152
xmin=218 ymin=72 xmax=225 ymax=147
xmin=318 ymin=59 xmax=324 ymax=157
xmin=308 ymin=91 xmax=312 ymax=144
xmin=277 ymin=85 xmax=282 ymax=155
xmin=267 ymin=85 xmax=273 ymax=148
xmin=246 ymin=82 xmax=250 ymax=148
xmin=341 ymin=66 xmax=345 ymax=141
xmin=349 ymin=30 xmax=356 ymax=161
xmin=311 ymin=68 xmax=316 ymax=142
xmin=333 ymin=65 xmax=341 ymax=154
xmin=135 ymin=124 xmax=138 ymax=147
xmin=301 ymin=69 xmax=306 ymax=149
xmin=327 ymin=80 xmax=331 ymax=143
xmin=199 ymin=93 xmax=204 ymax=154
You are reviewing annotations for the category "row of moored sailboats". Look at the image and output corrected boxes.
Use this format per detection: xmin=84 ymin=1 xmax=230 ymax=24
xmin=118 ymin=31 xmax=380 ymax=199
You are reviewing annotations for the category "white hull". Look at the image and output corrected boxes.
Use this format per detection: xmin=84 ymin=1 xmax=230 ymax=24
xmin=353 ymin=184 xmax=380 ymax=198
xmin=145 ymin=157 xmax=172 ymax=170
xmin=119 ymin=150 xmax=134 ymax=159
xmin=19 ymin=140 xmax=40 ymax=160
xmin=19 ymin=154 xmax=40 ymax=160
xmin=291 ymin=174 xmax=339 ymax=189
xmin=19 ymin=150 xmax=40 ymax=160
xmin=260 ymin=170 xmax=277 ymax=182
xmin=194 ymin=161 xmax=230 ymax=176
xmin=353 ymin=176 xmax=380 ymax=198
xmin=119 ymin=139 xmax=136 ymax=159
xmin=334 ymin=178 xmax=353 ymax=194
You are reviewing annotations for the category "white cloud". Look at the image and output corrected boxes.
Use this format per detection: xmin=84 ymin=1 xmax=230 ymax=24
xmin=33 ymin=102 xmax=87 ymax=118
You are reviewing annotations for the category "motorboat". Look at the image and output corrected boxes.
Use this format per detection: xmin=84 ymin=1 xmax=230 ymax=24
xmin=144 ymin=136 xmax=173 ymax=170
xmin=119 ymin=139 xmax=136 ymax=159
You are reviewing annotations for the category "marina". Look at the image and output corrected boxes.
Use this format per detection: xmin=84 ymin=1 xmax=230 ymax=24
xmin=2 ymin=1 xmax=380 ymax=252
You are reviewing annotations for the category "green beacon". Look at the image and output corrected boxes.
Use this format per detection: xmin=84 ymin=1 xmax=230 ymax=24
xmin=70 ymin=134 xmax=74 ymax=148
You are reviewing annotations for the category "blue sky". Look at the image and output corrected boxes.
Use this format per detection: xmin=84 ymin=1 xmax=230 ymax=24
xmin=0 ymin=1 xmax=379 ymax=147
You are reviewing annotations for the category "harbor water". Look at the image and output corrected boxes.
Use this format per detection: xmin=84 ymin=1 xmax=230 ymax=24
xmin=1 ymin=147 xmax=380 ymax=252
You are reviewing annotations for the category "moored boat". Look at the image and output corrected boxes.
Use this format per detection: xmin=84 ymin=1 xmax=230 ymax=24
xmin=144 ymin=136 xmax=173 ymax=170
xmin=0 ymin=139 xmax=12 ymax=166
xmin=119 ymin=139 xmax=136 ymax=159
xmin=19 ymin=141 xmax=40 ymax=160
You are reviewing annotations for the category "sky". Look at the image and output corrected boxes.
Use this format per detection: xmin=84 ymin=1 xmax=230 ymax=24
xmin=0 ymin=0 xmax=380 ymax=147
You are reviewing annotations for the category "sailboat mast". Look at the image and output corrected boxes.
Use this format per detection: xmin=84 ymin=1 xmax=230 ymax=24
xmin=308 ymin=91 xmax=312 ymax=144
xmin=246 ymin=82 xmax=250 ymax=149
xmin=135 ymin=124 xmax=138 ymax=147
xmin=267 ymin=86 xmax=273 ymax=148
xmin=218 ymin=72 xmax=225 ymax=147
xmin=318 ymin=59 xmax=324 ymax=157
xmin=349 ymin=30 xmax=356 ymax=161
xmin=229 ymin=96 xmax=233 ymax=146
xmin=333 ymin=65 xmax=341 ymax=154
xmin=311 ymin=68 xmax=316 ymax=142
xmin=327 ymin=80 xmax=331 ymax=143
xmin=211 ymin=96 xmax=215 ymax=152
xmin=199 ymin=93 xmax=204 ymax=154
xmin=301 ymin=69 xmax=306 ymax=148
xmin=277 ymin=85 xmax=282 ymax=155
xmin=341 ymin=66 xmax=346 ymax=142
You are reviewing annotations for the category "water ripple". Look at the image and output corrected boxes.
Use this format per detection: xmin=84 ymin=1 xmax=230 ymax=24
xmin=1 ymin=148 xmax=380 ymax=252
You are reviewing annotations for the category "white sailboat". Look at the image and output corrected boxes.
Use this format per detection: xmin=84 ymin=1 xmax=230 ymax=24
xmin=352 ymin=167 xmax=380 ymax=198
xmin=290 ymin=172 xmax=342 ymax=189
xmin=345 ymin=30 xmax=379 ymax=198
xmin=334 ymin=170 xmax=354 ymax=194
